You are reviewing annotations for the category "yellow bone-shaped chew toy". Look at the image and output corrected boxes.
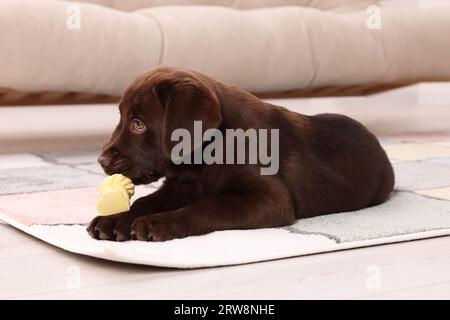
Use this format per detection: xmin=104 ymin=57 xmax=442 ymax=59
xmin=97 ymin=174 xmax=135 ymax=216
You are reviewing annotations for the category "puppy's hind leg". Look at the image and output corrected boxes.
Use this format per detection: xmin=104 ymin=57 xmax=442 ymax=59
xmin=370 ymin=162 xmax=395 ymax=206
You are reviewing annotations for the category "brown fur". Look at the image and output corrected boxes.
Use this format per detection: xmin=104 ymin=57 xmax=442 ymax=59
xmin=87 ymin=67 xmax=394 ymax=242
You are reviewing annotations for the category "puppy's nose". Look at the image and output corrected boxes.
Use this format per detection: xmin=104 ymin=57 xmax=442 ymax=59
xmin=97 ymin=155 xmax=112 ymax=168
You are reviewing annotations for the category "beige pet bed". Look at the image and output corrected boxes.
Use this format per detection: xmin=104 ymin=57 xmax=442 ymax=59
xmin=1 ymin=0 xmax=450 ymax=105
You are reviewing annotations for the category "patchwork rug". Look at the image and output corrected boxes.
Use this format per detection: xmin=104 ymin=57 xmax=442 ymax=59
xmin=1 ymin=137 xmax=450 ymax=268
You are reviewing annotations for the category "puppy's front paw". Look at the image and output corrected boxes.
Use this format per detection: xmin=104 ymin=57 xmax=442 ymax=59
xmin=87 ymin=212 xmax=136 ymax=242
xmin=130 ymin=215 xmax=186 ymax=242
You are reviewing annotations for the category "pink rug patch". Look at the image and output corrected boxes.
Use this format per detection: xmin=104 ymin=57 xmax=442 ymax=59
xmin=0 ymin=186 xmax=154 ymax=226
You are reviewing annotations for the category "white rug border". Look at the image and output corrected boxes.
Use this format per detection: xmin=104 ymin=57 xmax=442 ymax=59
xmin=1 ymin=212 xmax=450 ymax=269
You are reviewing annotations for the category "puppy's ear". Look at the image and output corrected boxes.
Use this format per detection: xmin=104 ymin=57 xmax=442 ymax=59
xmin=153 ymin=76 xmax=222 ymax=158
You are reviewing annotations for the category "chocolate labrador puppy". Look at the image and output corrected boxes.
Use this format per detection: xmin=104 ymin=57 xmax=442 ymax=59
xmin=88 ymin=66 xmax=394 ymax=242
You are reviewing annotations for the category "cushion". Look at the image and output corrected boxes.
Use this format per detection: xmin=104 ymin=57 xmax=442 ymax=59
xmin=1 ymin=0 xmax=449 ymax=97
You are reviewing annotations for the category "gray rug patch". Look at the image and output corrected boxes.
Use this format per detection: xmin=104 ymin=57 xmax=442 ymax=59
xmin=0 ymin=165 xmax=104 ymax=195
xmin=393 ymin=161 xmax=450 ymax=191
xmin=291 ymin=192 xmax=450 ymax=243
xmin=75 ymin=163 xmax=106 ymax=176
xmin=379 ymin=139 xmax=400 ymax=145
xmin=35 ymin=151 xmax=99 ymax=165
xmin=283 ymin=225 xmax=340 ymax=242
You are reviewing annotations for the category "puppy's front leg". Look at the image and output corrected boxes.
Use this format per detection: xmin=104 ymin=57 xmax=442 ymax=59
xmin=130 ymin=193 xmax=295 ymax=242
xmin=87 ymin=183 xmax=182 ymax=241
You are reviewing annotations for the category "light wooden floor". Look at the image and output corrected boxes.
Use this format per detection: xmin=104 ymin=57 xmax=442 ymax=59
xmin=1 ymin=223 xmax=449 ymax=300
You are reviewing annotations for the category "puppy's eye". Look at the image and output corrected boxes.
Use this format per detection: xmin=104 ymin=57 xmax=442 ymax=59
xmin=131 ymin=118 xmax=147 ymax=133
